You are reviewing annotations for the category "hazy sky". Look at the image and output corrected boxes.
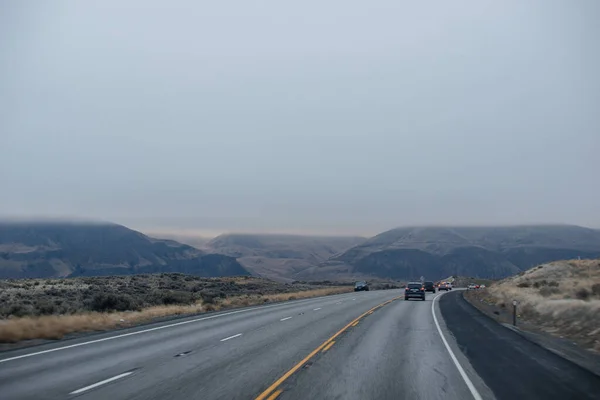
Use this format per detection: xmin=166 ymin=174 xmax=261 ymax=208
xmin=1 ymin=1 xmax=599 ymax=237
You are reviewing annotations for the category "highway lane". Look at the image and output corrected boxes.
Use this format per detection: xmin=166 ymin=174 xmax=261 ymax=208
xmin=0 ymin=288 xmax=492 ymax=400
xmin=4 ymin=287 xmax=598 ymax=400
xmin=275 ymin=291 xmax=479 ymax=400
xmin=0 ymin=290 xmax=409 ymax=399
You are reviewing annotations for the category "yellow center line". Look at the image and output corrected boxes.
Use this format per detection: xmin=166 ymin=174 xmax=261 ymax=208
xmin=254 ymin=295 xmax=402 ymax=400
xmin=321 ymin=341 xmax=336 ymax=352
xmin=351 ymin=321 xmax=359 ymax=327
xmin=265 ymin=389 xmax=282 ymax=400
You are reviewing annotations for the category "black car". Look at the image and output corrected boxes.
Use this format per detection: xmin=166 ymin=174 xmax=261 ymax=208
xmin=354 ymin=281 xmax=369 ymax=291
xmin=423 ymin=281 xmax=436 ymax=293
xmin=405 ymin=282 xmax=425 ymax=301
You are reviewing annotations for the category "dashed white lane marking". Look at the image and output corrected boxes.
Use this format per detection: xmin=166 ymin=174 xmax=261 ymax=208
xmin=280 ymin=317 xmax=292 ymax=321
xmin=313 ymin=307 xmax=322 ymax=311
xmin=70 ymin=372 xmax=133 ymax=395
xmin=0 ymin=296 xmax=339 ymax=364
xmin=432 ymin=293 xmax=483 ymax=400
xmin=220 ymin=333 xmax=242 ymax=342
xmin=352 ymin=298 xmax=356 ymax=300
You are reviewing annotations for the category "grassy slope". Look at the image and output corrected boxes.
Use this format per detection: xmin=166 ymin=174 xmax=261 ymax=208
xmin=466 ymin=259 xmax=600 ymax=352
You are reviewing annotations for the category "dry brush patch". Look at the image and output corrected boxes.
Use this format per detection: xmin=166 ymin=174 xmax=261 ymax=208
xmin=479 ymin=259 xmax=600 ymax=352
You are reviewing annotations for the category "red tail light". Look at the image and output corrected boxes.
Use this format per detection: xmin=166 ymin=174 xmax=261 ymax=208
xmin=421 ymin=287 xmax=425 ymax=291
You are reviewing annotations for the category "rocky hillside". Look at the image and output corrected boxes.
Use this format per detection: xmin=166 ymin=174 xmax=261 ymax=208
xmin=0 ymin=222 xmax=249 ymax=279
xmin=329 ymin=225 xmax=600 ymax=280
xmin=204 ymin=233 xmax=365 ymax=281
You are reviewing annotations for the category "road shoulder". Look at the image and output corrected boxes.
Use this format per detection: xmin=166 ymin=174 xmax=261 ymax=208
xmin=464 ymin=290 xmax=600 ymax=378
xmin=439 ymin=290 xmax=600 ymax=400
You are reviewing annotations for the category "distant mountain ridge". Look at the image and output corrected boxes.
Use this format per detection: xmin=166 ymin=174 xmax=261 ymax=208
xmin=0 ymin=222 xmax=249 ymax=279
xmin=328 ymin=225 xmax=600 ymax=280
xmin=204 ymin=233 xmax=366 ymax=282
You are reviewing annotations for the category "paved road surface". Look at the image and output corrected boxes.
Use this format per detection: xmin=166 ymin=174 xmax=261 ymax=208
xmin=439 ymin=290 xmax=600 ymax=400
xmin=1 ymin=289 xmax=598 ymax=399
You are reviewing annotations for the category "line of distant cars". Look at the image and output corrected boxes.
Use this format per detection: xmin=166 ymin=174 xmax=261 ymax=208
xmin=354 ymin=279 xmax=483 ymax=300
xmin=404 ymin=281 xmax=450 ymax=300
xmin=467 ymin=283 xmax=486 ymax=290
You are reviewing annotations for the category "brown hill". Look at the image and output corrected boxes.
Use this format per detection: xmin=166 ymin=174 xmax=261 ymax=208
xmin=329 ymin=225 xmax=600 ymax=281
xmin=0 ymin=222 xmax=249 ymax=279
xmin=204 ymin=233 xmax=366 ymax=281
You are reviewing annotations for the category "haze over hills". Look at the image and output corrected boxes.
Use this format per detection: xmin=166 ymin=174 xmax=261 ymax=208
xmin=203 ymin=233 xmax=366 ymax=282
xmin=2 ymin=222 xmax=599 ymax=282
xmin=327 ymin=225 xmax=600 ymax=281
xmin=0 ymin=222 xmax=249 ymax=279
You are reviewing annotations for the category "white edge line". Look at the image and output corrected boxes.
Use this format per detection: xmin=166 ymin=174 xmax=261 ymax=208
xmin=220 ymin=333 xmax=242 ymax=342
xmin=313 ymin=307 xmax=322 ymax=311
xmin=70 ymin=372 xmax=133 ymax=394
xmin=432 ymin=293 xmax=483 ymax=400
xmin=0 ymin=294 xmax=350 ymax=364
xmin=280 ymin=317 xmax=292 ymax=321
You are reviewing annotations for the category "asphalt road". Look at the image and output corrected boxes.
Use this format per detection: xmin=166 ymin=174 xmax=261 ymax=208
xmin=439 ymin=290 xmax=600 ymax=400
xmin=1 ymin=288 xmax=597 ymax=400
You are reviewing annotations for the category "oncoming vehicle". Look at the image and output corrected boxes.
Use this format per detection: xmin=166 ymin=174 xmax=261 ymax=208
xmin=423 ymin=281 xmax=436 ymax=293
xmin=405 ymin=282 xmax=425 ymax=301
xmin=354 ymin=281 xmax=369 ymax=292
xmin=439 ymin=282 xmax=452 ymax=291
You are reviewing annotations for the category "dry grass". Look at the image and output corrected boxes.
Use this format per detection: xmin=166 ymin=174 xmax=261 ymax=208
xmin=0 ymin=287 xmax=351 ymax=343
xmin=482 ymin=259 xmax=600 ymax=352
xmin=219 ymin=287 xmax=352 ymax=307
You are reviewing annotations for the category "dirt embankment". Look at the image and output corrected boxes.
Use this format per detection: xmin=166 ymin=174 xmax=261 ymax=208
xmin=464 ymin=259 xmax=600 ymax=353
xmin=0 ymin=274 xmax=353 ymax=343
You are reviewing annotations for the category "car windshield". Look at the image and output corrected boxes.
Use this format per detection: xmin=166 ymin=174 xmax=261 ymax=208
xmin=408 ymin=283 xmax=422 ymax=289
xmin=355 ymin=281 xmax=366 ymax=286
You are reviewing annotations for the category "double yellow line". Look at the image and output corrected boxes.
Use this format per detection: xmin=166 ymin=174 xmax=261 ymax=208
xmin=255 ymin=295 xmax=402 ymax=400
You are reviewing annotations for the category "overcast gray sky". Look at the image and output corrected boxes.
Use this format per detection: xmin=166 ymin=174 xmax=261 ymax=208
xmin=1 ymin=0 xmax=599 ymax=237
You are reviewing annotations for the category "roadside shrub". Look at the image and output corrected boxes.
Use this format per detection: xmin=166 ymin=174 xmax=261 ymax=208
xmin=36 ymin=300 xmax=57 ymax=315
xmin=6 ymin=304 xmax=32 ymax=317
xmin=591 ymin=283 xmax=600 ymax=297
xmin=44 ymin=288 xmax=61 ymax=296
xmin=200 ymin=292 xmax=218 ymax=304
xmin=90 ymin=293 xmax=140 ymax=312
xmin=575 ymin=288 xmax=590 ymax=301
xmin=533 ymin=280 xmax=548 ymax=288
xmin=539 ymin=287 xmax=560 ymax=297
xmin=547 ymin=281 xmax=559 ymax=287
xmin=161 ymin=291 xmax=193 ymax=305
xmin=516 ymin=281 xmax=531 ymax=288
